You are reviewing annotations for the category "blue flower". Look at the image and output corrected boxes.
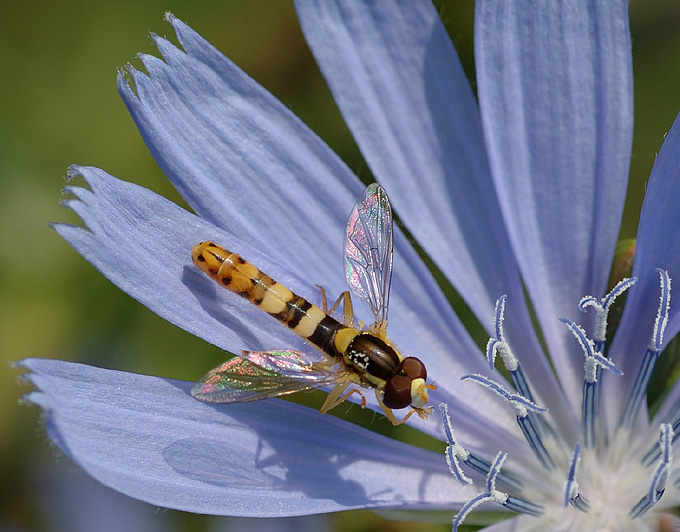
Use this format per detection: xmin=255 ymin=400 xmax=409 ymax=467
xmin=20 ymin=1 xmax=680 ymax=530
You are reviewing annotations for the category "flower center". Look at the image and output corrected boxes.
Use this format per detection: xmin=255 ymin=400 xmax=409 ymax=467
xmin=442 ymin=269 xmax=674 ymax=530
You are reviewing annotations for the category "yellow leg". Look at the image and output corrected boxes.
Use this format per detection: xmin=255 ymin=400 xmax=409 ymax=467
xmin=317 ymin=284 xmax=330 ymax=312
xmin=316 ymin=286 xmax=354 ymax=326
xmin=414 ymin=406 xmax=434 ymax=420
xmin=338 ymin=291 xmax=354 ymax=327
xmin=310 ymin=360 xmax=336 ymax=373
xmin=320 ymin=382 xmax=367 ymax=414
xmin=374 ymin=388 xmax=415 ymax=426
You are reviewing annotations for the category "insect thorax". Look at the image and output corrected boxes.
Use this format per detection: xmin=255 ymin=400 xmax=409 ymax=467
xmin=343 ymin=332 xmax=401 ymax=387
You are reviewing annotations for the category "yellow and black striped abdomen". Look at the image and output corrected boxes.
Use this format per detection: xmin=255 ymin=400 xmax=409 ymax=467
xmin=191 ymin=241 xmax=346 ymax=358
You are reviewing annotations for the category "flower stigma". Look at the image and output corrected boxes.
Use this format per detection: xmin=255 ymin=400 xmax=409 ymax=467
xmin=442 ymin=269 xmax=677 ymax=530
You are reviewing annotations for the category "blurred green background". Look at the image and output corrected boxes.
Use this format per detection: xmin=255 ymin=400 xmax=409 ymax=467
xmin=1 ymin=1 xmax=679 ymax=531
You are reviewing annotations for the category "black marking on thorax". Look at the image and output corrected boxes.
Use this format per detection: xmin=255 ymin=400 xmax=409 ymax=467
xmin=345 ymin=333 xmax=400 ymax=380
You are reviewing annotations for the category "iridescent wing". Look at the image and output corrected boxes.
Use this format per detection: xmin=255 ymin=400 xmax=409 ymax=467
xmin=191 ymin=350 xmax=344 ymax=403
xmin=344 ymin=183 xmax=394 ymax=331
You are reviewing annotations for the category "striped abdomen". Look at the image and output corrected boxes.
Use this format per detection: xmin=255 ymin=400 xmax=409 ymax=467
xmin=191 ymin=241 xmax=346 ymax=358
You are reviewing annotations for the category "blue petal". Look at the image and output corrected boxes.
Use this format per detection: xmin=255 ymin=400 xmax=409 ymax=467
xmin=20 ymin=358 xmax=463 ymax=516
xmin=214 ymin=516 xmax=332 ymax=532
xmin=58 ymin=165 xmax=516 ymax=440
xmin=473 ymin=516 xmax=527 ymax=531
xmin=68 ymin=12 xmax=518 ymax=436
xmin=294 ymin=0 xmax=574 ymax=434
xmin=608 ymin=112 xmax=680 ymax=421
xmin=475 ymin=0 xmax=633 ymax=397
xmin=119 ymin=14 xmax=361 ymax=273
xmin=652 ymin=380 xmax=680 ymax=434
xmin=38 ymin=463 xmax=173 ymax=532
xmin=295 ymin=0 xmax=513 ymax=321
xmin=56 ymin=165 xmax=316 ymax=356
xmin=65 ymin=16 xmax=533 ymax=439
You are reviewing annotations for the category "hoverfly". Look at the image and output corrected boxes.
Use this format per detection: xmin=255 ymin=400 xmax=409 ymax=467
xmin=191 ymin=184 xmax=435 ymax=425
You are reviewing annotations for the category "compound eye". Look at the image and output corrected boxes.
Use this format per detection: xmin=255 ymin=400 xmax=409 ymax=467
xmin=402 ymin=357 xmax=427 ymax=380
xmin=383 ymin=375 xmax=412 ymax=409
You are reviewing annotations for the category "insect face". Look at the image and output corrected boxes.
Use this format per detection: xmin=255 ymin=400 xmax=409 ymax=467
xmin=382 ymin=356 xmax=429 ymax=410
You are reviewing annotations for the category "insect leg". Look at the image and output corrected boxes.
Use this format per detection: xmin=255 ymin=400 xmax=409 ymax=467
xmin=316 ymin=286 xmax=354 ymax=327
xmin=316 ymin=284 xmax=330 ymax=313
xmin=338 ymin=291 xmax=354 ymax=327
xmin=320 ymin=381 xmax=367 ymax=414
xmin=374 ymin=388 xmax=415 ymax=426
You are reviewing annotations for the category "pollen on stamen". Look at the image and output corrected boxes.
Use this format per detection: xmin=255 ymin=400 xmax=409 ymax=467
xmin=462 ymin=374 xmax=548 ymax=418
xmin=451 ymin=451 xmax=544 ymax=532
xmin=439 ymin=403 xmax=472 ymax=485
xmin=651 ymin=268 xmax=671 ymax=352
xmin=443 ymin=270 xmax=677 ymax=528
xmin=486 ymin=295 xmax=540 ymax=426
xmin=462 ymin=374 xmax=553 ymax=469
xmin=438 ymin=402 xmax=523 ymax=492
xmin=630 ymin=424 xmax=674 ymax=518
xmin=563 ymin=442 xmax=589 ymax=512
xmin=621 ymin=269 xmax=672 ymax=430
xmin=452 ymin=452 xmax=509 ymax=531
xmin=486 ymin=295 xmax=518 ymax=371
xmin=579 ymin=276 xmax=637 ymax=350
xmin=561 ymin=318 xmax=623 ymax=448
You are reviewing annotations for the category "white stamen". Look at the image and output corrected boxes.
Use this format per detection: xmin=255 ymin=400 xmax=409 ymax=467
xmin=579 ymin=277 xmax=636 ymax=344
xmin=631 ymin=424 xmax=674 ymax=518
xmin=462 ymin=374 xmax=547 ymax=417
xmin=561 ymin=319 xmax=623 ymax=382
xmin=452 ymin=451 xmax=543 ymax=531
xmin=438 ymin=403 xmax=472 ymax=485
xmin=486 ymin=295 xmax=519 ymax=371
xmin=622 ymin=270 xmax=672 ymax=429
xmin=651 ymin=269 xmax=671 ymax=351
xmin=562 ymin=318 xmax=623 ymax=448
xmin=462 ymin=374 xmax=554 ymax=469
xmin=442 ymin=269 xmax=675 ymax=527
xmin=452 ymin=452 xmax=509 ymax=531
xmin=563 ymin=442 xmax=590 ymax=512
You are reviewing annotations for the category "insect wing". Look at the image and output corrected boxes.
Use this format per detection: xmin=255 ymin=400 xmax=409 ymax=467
xmin=344 ymin=183 xmax=394 ymax=329
xmin=192 ymin=350 xmax=338 ymax=404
